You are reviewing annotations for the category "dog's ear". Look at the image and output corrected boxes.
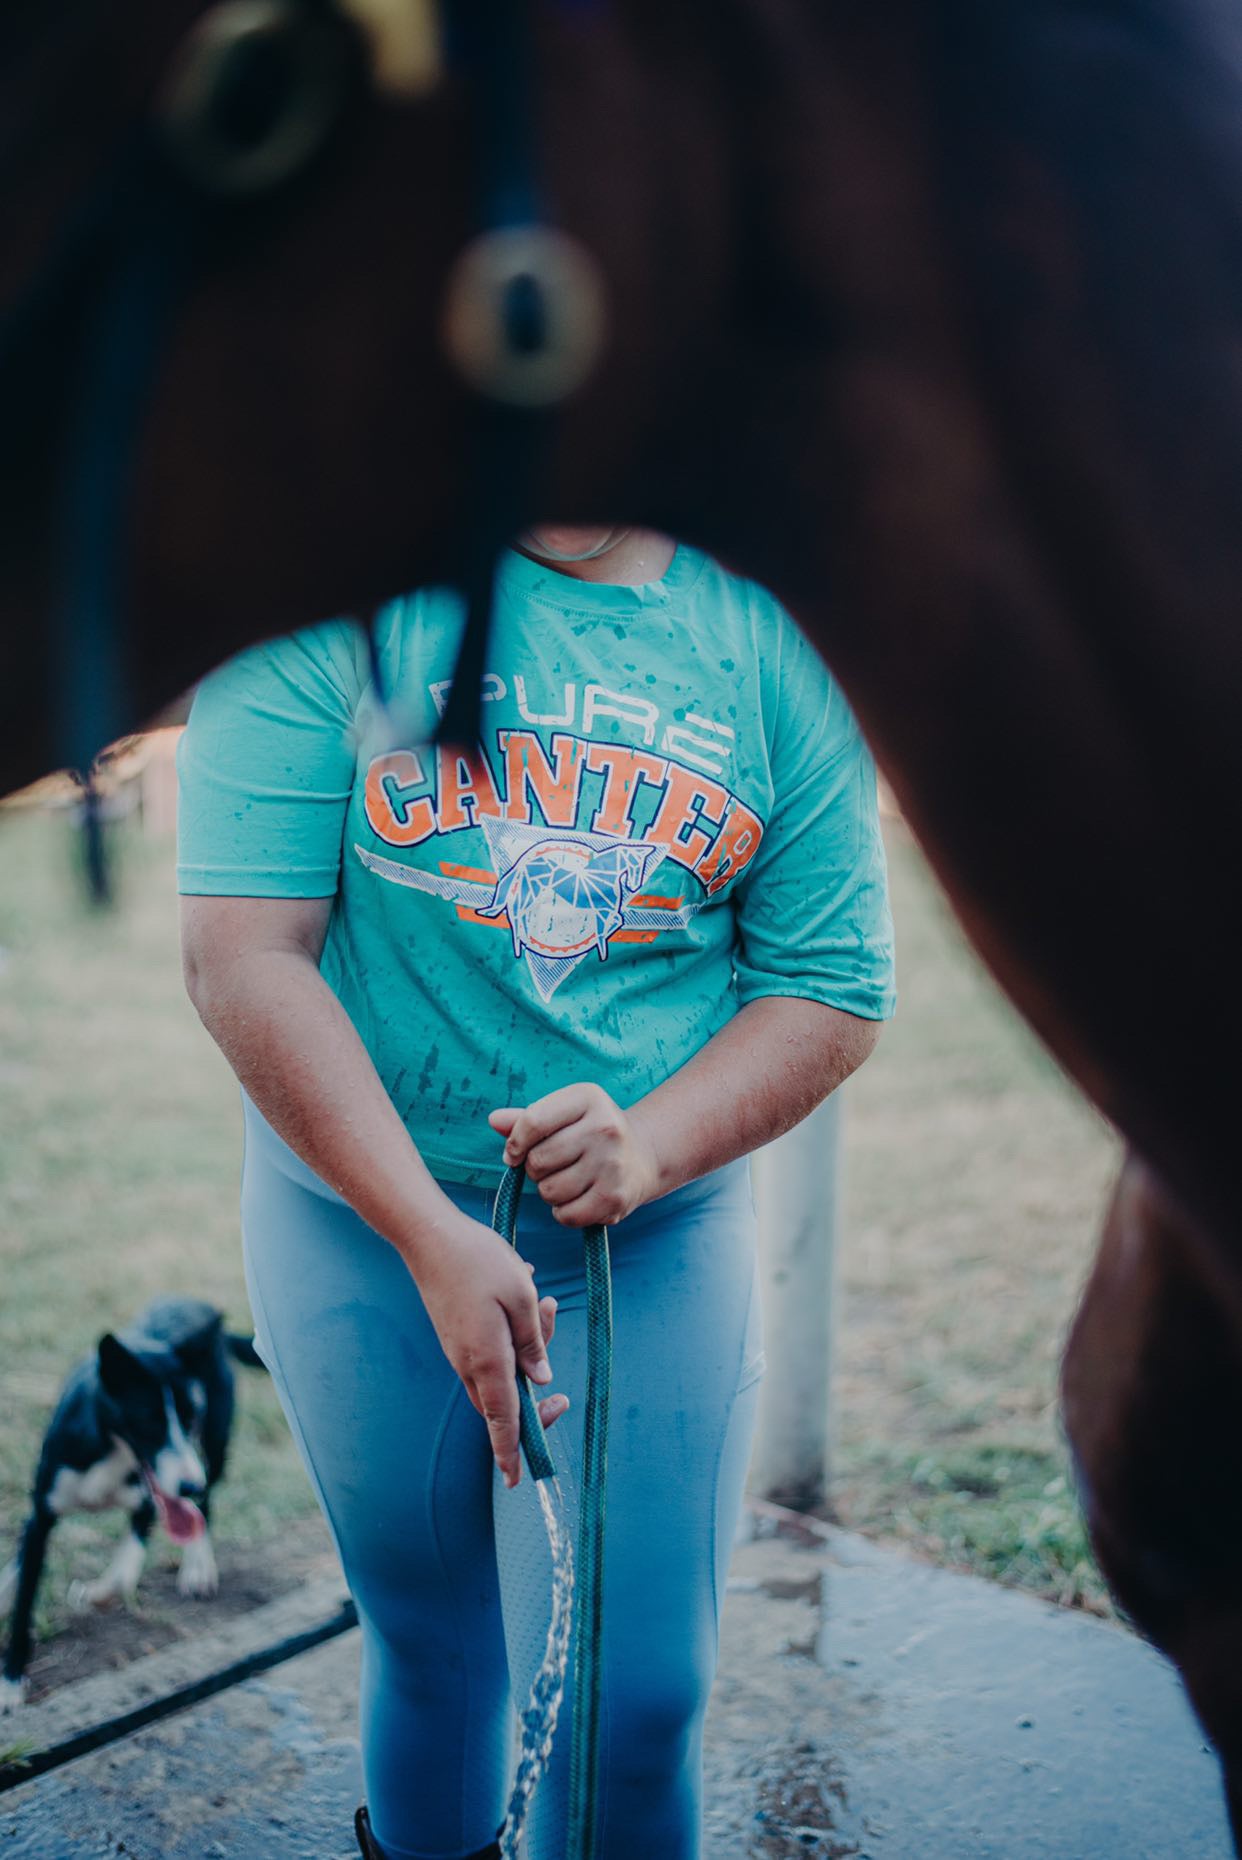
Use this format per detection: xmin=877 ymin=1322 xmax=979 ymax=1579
xmin=98 ymin=1333 xmax=149 ymax=1395
xmin=176 ymin=1310 xmax=224 ymax=1367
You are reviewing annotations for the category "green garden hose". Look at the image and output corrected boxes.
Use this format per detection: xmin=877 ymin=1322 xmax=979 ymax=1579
xmin=492 ymin=1162 xmax=612 ymax=1860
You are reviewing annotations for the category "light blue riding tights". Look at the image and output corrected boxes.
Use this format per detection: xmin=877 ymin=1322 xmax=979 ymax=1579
xmin=239 ymin=1099 xmax=764 ymax=1860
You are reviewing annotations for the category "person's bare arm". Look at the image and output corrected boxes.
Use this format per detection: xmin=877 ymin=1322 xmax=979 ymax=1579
xmin=180 ymin=894 xmax=566 ymax=1485
xmin=490 ymin=995 xmax=880 ymax=1226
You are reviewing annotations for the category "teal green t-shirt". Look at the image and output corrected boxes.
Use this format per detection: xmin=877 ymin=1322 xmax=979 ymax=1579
xmin=177 ymin=546 xmax=895 ymax=1184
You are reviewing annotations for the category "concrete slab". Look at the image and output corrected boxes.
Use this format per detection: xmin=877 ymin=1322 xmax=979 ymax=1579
xmin=707 ymin=1507 xmax=1234 ymax=1858
xmin=0 ymin=1638 xmax=363 ymax=1860
xmin=1 ymin=1505 xmax=1232 ymax=1858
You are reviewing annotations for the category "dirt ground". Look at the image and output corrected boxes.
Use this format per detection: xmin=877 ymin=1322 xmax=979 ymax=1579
xmin=14 ymin=1515 xmax=338 ymax=1705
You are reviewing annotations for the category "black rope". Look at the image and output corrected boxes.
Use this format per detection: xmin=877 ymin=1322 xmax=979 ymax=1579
xmin=54 ymin=141 xmax=200 ymax=904
xmin=0 ymin=1598 xmax=358 ymax=1794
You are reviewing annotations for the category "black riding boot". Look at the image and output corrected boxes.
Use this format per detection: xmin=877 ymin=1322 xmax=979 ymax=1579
xmin=353 ymin=1806 xmax=383 ymax=1859
xmin=354 ymin=1805 xmax=501 ymax=1859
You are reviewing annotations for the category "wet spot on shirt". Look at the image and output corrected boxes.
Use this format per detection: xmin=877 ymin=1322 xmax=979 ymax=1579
xmin=417 ymin=1043 xmax=440 ymax=1095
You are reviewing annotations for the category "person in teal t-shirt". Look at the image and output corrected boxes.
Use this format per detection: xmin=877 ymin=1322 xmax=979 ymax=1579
xmin=178 ymin=526 xmax=894 ymax=1860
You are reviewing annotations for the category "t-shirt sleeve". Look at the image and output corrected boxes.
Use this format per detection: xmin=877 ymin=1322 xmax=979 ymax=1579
xmin=176 ymin=622 xmax=365 ymax=897
xmin=732 ymin=607 xmax=896 ymax=1020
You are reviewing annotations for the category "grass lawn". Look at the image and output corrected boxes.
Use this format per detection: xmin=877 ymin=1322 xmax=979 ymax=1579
xmin=0 ymin=794 xmax=1120 ymax=1688
xmin=836 ymin=816 xmax=1120 ymax=1612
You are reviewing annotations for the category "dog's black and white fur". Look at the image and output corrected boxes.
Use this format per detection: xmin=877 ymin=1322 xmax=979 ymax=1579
xmin=0 ymin=1297 xmax=263 ymax=1710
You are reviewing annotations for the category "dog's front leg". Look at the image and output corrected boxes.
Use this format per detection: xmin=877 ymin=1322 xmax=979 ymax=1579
xmin=177 ymin=1492 xmax=218 ymax=1600
xmin=68 ymin=1497 xmax=154 ymax=1612
xmin=1 ymin=1505 xmax=56 ymax=1710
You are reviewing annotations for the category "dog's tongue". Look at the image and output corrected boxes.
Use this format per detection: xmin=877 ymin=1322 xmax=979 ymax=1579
xmin=148 ymin=1479 xmax=206 ymax=1544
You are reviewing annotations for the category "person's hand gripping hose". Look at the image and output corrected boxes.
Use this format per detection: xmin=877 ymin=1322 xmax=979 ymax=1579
xmin=410 ymin=1200 xmax=567 ymax=1487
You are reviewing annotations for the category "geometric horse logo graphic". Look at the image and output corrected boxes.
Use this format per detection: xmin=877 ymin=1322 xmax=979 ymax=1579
xmin=480 ymin=833 xmax=660 ymax=957
xmin=355 ymin=816 xmax=703 ymax=1002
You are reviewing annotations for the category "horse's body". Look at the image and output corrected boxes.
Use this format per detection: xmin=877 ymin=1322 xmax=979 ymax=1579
xmin=4 ymin=0 xmax=1241 ymax=1837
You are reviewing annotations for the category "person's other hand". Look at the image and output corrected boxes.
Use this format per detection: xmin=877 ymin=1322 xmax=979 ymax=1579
xmin=489 ymin=1084 xmax=659 ymax=1227
xmin=410 ymin=1210 xmax=567 ymax=1488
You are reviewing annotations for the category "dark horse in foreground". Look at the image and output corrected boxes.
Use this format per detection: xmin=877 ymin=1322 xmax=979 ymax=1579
xmin=4 ymin=0 xmax=1242 ymax=1840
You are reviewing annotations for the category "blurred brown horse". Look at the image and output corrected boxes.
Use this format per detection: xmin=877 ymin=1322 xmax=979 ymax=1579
xmin=4 ymin=0 xmax=1242 ymax=1838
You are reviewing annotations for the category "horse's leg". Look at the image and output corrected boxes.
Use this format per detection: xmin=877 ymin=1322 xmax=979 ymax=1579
xmin=1062 ymin=1156 xmax=1242 ymax=1843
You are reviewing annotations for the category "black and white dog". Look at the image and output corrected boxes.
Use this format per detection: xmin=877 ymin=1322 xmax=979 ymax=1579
xmin=0 ymin=1297 xmax=264 ymax=1710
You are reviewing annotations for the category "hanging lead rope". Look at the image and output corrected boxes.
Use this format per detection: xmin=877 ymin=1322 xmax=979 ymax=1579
xmin=434 ymin=0 xmax=607 ymax=754
xmin=0 ymin=0 xmax=368 ymax=904
xmin=491 ymin=1163 xmax=612 ymax=1860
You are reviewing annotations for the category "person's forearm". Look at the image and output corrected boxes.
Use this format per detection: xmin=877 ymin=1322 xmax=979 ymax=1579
xmin=627 ymin=996 xmax=879 ymax=1199
xmin=188 ymin=949 xmax=455 ymax=1268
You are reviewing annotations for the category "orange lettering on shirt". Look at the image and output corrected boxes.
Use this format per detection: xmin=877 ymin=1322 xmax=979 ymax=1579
xmin=585 ymin=743 xmax=668 ymax=836
xmin=435 ymin=747 xmax=504 ymax=834
xmin=364 ymin=751 xmax=436 ymax=847
xmin=500 ymin=731 xmax=585 ymax=827
xmin=694 ymin=799 xmax=765 ymax=894
xmin=647 ymin=764 xmax=729 ymax=869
